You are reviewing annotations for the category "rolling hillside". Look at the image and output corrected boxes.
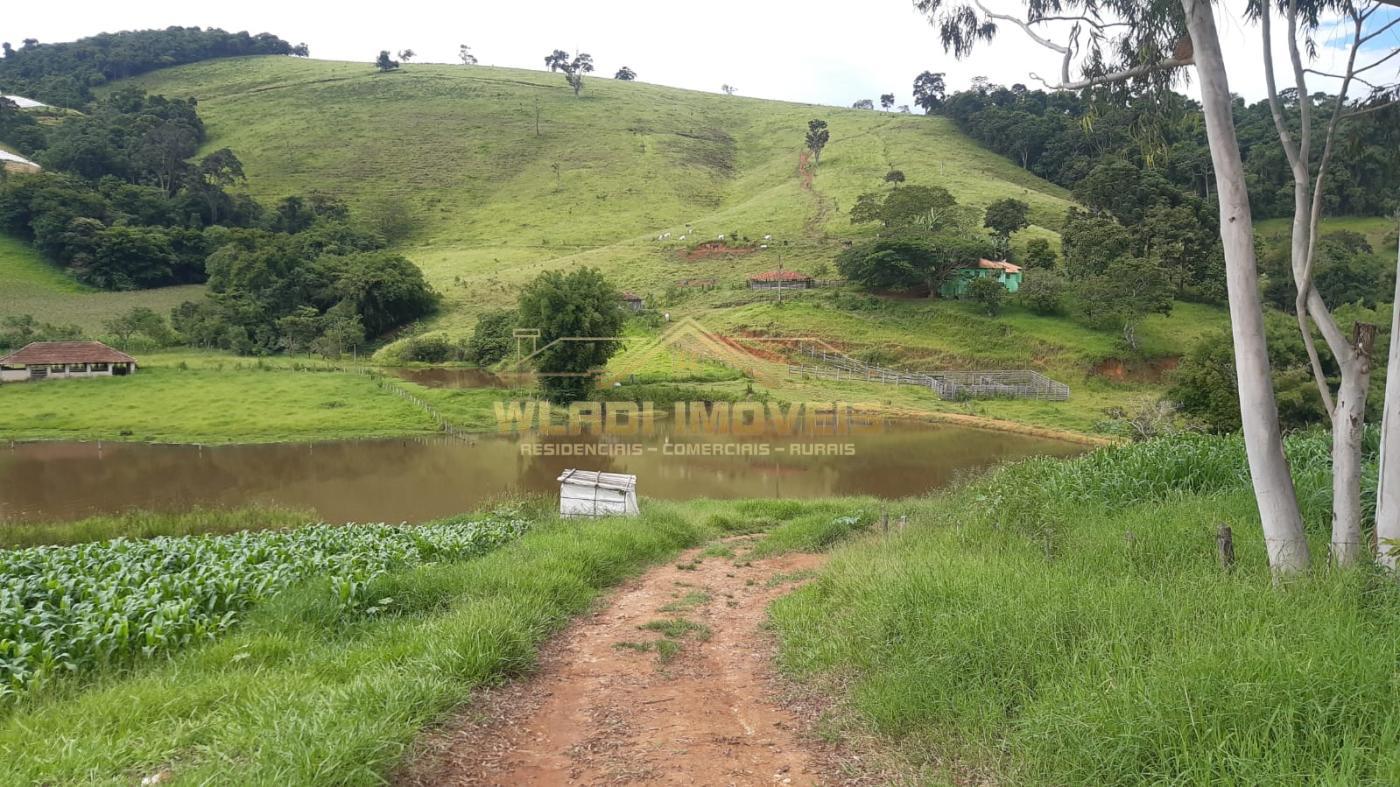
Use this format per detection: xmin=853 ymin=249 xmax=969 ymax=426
xmin=3 ymin=56 xmax=1234 ymax=434
xmin=118 ymin=57 xmax=1075 ymax=327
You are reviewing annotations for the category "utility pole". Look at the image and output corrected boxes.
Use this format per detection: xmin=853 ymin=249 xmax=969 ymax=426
xmin=776 ymin=255 xmax=783 ymax=305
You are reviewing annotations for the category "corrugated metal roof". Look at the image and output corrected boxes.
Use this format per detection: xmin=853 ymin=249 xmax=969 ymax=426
xmin=0 ymin=341 xmax=137 ymax=366
xmin=557 ymin=469 xmax=637 ymax=492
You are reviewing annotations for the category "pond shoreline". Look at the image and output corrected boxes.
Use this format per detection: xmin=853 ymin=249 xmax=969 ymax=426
xmin=0 ymin=405 xmax=1108 ymax=447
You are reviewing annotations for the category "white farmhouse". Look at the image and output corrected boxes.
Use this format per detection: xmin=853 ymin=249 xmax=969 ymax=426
xmin=0 ymin=341 xmax=138 ymax=383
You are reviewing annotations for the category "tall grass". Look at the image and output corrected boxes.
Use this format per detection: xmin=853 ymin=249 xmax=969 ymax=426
xmin=772 ymin=432 xmax=1400 ymax=785
xmin=0 ymin=505 xmax=312 ymax=548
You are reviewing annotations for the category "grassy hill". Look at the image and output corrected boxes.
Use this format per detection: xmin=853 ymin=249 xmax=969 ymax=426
xmin=0 ymin=234 xmax=203 ymax=334
xmin=115 ymin=57 xmax=1075 ymax=327
xmin=3 ymin=56 xmax=1235 ymax=435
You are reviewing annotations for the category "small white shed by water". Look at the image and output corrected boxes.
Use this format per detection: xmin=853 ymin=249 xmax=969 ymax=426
xmin=557 ymin=469 xmax=639 ymax=518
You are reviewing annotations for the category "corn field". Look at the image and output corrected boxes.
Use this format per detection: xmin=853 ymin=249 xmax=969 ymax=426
xmin=0 ymin=513 xmax=529 ymax=701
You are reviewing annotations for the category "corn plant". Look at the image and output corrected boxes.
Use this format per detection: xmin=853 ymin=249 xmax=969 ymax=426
xmin=0 ymin=513 xmax=528 ymax=701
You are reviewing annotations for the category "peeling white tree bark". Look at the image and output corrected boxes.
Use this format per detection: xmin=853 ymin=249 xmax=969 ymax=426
xmin=1261 ymin=1 xmax=1379 ymax=567
xmin=1183 ymin=0 xmax=1309 ymax=573
xmin=1331 ymin=325 xmax=1374 ymax=566
xmin=1378 ymin=226 xmax=1400 ymax=571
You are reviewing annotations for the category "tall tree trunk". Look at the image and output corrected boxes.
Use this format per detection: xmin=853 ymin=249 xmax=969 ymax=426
xmin=1183 ymin=0 xmax=1309 ymax=573
xmin=1377 ymin=227 xmax=1400 ymax=571
xmin=1331 ymin=324 xmax=1374 ymax=566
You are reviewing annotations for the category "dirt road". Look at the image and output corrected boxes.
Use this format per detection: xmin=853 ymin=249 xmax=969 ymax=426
xmin=401 ymin=537 xmax=832 ymax=786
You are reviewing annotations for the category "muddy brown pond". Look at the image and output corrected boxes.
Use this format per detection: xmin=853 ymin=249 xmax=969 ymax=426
xmin=0 ymin=422 xmax=1084 ymax=523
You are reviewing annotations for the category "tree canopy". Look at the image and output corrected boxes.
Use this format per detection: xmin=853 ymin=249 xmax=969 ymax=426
xmin=804 ymin=119 xmax=830 ymax=165
xmin=912 ymin=71 xmax=946 ymax=113
xmin=0 ymin=28 xmax=304 ymax=108
xmin=517 ymin=268 xmax=623 ymax=402
xmin=837 ymin=231 xmax=992 ymax=297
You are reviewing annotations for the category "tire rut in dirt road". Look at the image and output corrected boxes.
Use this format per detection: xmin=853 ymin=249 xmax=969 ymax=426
xmin=400 ymin=536 xmax=831 ymax=786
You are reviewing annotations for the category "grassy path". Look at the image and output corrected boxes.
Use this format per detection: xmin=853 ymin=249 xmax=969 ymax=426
xmin=400 ymin=537 xmax=837 ymax=785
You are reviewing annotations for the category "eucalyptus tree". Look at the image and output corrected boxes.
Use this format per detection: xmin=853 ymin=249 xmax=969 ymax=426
xmin=1251 ymin=1 xmax=1399 ymax=566
xmin=914 ymin=0 xmax=1310 ymax=570
xmin=1379 ymin=216 xmax=1400 ymax=570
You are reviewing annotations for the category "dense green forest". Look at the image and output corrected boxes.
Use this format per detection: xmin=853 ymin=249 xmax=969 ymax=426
xmin=0 ymin=31 xmax=434 ymax=355
xmin=940 ymin=83 xmax=1400 ymax=219
xmin=0 ymin=27 xmax=306 ymax=108
xmin=938 ymin=81 xmax=1398 ymax=298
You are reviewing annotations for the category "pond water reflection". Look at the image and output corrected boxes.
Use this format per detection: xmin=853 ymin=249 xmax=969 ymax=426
xmin=0 ymin=421 xmax=1084 ymax=523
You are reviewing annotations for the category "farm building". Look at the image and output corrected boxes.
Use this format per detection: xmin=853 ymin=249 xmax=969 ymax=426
xmin=940 ymin=259 xmax=1024 ymax=298
xmin=557 ymin=469 xmax=640 ymax=518
xmin=618 ymin=291 xmax=645 ymax=312
xmin=0 ymin=149 xmax=41 ymax=174
xmin=747 ymin=270 xmax=814 ymax=290
xmin=0 ymin=341 xmax=137 ymax=383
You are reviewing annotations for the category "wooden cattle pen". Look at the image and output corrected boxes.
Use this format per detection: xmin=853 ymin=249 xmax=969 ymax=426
xmin=790 ymin=347 xmax=1070 ymax=401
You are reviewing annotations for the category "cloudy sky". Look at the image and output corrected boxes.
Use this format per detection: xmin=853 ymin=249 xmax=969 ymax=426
xmin=5 ymin=1 xmax=1397 ymax=108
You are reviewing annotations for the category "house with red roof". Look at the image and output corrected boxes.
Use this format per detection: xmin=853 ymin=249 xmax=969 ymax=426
xmin=0 ymin=341 xmax=137 ymax=383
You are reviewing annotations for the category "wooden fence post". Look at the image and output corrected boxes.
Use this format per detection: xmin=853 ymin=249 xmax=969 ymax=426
xmin=1216 ymin=524 xmax=1235 ymax=571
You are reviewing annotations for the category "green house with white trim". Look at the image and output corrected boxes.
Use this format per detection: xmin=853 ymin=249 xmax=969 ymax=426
xmin=940 ymin=259 xmax=1024 ymax=298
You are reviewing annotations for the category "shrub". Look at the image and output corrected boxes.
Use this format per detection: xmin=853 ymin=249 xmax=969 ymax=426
xmin=465 ymin=309 xmax=516 ymax=366
xmin=1023 ymin=237 xmax=1057 ymax=268
xmin=399 ymin=335 xmax=460 ymax=363
xmin=1018 ymin=270 xmax=1068 ymax=315
xmin=967 ymin=276 xmax=1005 ymax=315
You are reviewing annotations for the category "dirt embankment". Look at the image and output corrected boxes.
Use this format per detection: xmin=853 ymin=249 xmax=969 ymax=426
xmin=399 ymin=539 xmax=846 ymax=786
xmin=1091 ymin=356 xmax=1180 ymax=384
xmin=679 ymin=242 xmax=759 ymax=262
